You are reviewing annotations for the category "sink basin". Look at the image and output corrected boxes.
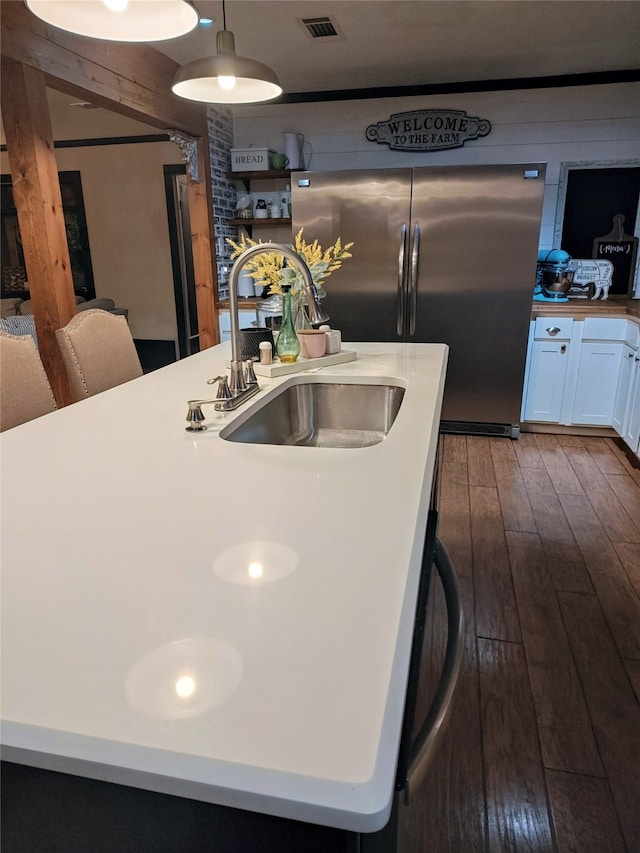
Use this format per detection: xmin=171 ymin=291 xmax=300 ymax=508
xmin=220 ymin=379 xmax=405 ymax=448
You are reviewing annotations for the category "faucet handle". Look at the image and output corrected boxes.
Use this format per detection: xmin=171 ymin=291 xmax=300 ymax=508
xmin=244 ymin=359 xmax=257 ymax=385
xmin=207 ymin=374 xmax=232 ymax=400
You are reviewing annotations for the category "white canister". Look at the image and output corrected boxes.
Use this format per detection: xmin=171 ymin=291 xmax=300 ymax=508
xmin=319 ymin=325 xmax=341 ymax=354
xmin=237 ymin=268 xmax=255 ymax=298
xmin=269 ymin=203 xmax=282 ymax=219
xmin=254 ymin=198 xmax=268 ymax=219
xmin=259 ymin=340 xmax=272 ymax=364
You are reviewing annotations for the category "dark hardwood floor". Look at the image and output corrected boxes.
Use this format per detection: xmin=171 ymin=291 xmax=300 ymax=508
xmin=405 ymin=433 xmax=640 ymax=853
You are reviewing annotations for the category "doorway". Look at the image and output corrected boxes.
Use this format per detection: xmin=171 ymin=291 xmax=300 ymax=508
xmin=164 ymin=165 xmax=200 ymax=359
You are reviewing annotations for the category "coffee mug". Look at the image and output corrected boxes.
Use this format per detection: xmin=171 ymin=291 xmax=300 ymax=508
xmin=298 ymin=329 xmax=326 ymax=359
xmin=271 ymin=153 xmax=288 ymax=170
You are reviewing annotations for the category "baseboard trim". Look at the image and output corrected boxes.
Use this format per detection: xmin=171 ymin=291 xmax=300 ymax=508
xmin=520 ymin=423 xmax=617 ymax=437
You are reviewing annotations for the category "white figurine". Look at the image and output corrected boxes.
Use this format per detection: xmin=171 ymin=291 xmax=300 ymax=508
xmin=592 ymin=279 xmax=611 ymax=300
xmin=571 ymin=259 xmax=614 ymax=300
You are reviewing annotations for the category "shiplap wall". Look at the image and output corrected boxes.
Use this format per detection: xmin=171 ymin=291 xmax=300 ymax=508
xmin=232 ymin=81 xmax=640 ymax=254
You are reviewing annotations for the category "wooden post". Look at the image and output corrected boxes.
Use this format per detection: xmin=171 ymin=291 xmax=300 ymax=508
xmin=187 ymin=131 xmax=220 ymax=349
xmin=2 ymin=60 xmax=75 ymax=405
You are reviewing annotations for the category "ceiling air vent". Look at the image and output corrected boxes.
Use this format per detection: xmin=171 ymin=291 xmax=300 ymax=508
xmin=300 ymin=16 xmax=343 ymax=40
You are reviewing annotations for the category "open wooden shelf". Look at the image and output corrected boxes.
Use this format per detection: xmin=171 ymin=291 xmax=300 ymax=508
xmin=227 ymin=169 xmax=300 ymax=181
xmin=229 ymin=218 xmax=292 ymax=227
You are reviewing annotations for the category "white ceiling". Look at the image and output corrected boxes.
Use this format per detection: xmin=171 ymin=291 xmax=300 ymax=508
xmin=161 ymin=0 xmax=640 ymax=95
xmin=7 ymin=0 xmax=640 ymax=137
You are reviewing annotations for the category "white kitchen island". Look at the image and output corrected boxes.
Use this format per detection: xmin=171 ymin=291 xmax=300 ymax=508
xmin=1 ymin=342 xmax=452 ymax=851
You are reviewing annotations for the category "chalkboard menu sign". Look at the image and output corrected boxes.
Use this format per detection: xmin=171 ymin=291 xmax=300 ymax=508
xmin=592 ymin=214 xmax=639 ymax=296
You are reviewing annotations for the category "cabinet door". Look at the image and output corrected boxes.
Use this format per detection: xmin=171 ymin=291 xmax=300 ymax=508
xmin=572 ymin=342 xmax=623 ymax=426
xmin=612 ymin=346 xmax=635 ymax=435
xmin=623 ymin=355 xmax=640 ymax=453
xmin=523 ymin=340 xmax=569 ymax=423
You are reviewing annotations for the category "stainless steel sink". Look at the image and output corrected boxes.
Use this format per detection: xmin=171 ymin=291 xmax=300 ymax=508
xmin=220 ymin=379 xmax=405 ymax=448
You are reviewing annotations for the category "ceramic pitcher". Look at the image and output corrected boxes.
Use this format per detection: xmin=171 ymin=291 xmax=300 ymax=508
xmin=283 ymin=132 xmax=304 ymax=170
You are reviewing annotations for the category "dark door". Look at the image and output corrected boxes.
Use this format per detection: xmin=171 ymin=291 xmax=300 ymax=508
xmin=164 ymin=165 xmax=200 ymax=358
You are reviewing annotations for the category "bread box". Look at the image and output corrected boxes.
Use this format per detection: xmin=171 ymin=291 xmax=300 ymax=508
xmin=230 ymin=148 xmax=275 ymax=172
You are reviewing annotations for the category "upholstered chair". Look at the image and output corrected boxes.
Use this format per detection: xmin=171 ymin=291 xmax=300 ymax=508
xmin=55 ymin=309 xmax=143 ymax=402
xmin=0 ymin=331 xmax=57 ymax=431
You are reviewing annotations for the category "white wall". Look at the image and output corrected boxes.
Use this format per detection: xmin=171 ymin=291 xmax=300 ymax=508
xmin=1 ymin=139 xmax=184 ymax=341
xmin=233 ymin=82 xmax=640 ymax=253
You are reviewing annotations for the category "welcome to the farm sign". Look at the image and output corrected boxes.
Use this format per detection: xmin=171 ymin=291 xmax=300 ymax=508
xmin=366 ymin=109 xmax=491 ymax=152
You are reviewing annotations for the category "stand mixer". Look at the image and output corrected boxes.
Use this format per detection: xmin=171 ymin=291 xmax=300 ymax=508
xmin=534 ymin=249 xmax=576 ymax=302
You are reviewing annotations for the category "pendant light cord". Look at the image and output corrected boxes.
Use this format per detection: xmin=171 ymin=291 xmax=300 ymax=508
xmin=222 ymin=0 xmax=227 ymax=30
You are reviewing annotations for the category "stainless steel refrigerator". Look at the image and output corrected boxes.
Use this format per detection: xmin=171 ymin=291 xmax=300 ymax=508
xmin=292 ymin=164 xmax=546 ymax=437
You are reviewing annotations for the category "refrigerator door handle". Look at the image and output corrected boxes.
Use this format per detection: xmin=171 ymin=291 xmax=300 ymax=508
xmin=397 ymin=224 xmax=408 ymax=336
xmin=408 ymin=224 xmax=420 ymax=336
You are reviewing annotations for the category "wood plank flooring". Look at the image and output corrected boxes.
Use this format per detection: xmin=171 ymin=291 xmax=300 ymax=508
xmin=409 ymin=434 xmax=640 ymax=853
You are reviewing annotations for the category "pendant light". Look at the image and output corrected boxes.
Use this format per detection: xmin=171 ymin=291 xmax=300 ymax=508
xmin=25 ymin=0 xmax=199 ymax=42
xmin=172 ymin=0 xmax=282 ymax=104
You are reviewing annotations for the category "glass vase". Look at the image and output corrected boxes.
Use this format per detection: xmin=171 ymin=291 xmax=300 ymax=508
xmin=275 ymin=288 xmax=300 ymax=363
xmin=293 ymin=291 xmax=312 ymax=331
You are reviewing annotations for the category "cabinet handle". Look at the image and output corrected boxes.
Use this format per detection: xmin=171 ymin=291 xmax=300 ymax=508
xmin=546 ymin=326 xmax=561 ymax=337
xmin=635 ymin=356 xmax=640 ymax=363
xmin=560 ymin=344 xmax=566 ymax=354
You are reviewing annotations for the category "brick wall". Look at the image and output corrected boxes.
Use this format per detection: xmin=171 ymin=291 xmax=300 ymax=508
xmin=207 ymin=106 xmax=236 ymax=296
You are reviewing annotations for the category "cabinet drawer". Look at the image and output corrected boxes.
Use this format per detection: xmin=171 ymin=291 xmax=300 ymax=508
xmin=534 ymin=317 xmax=573 ymax=341
xmin=582 ymin=317 xmax=637 ymax=344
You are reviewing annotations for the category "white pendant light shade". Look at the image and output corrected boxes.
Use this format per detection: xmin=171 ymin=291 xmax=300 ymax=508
xmin=172 ymin=29 xmax=282 ymax=104
xmin=25 ymin=0 xmax=199 ymax=42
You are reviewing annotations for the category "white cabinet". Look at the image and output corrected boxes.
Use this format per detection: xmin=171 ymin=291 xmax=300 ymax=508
xmin=522 ymin=339 xmax=570 ymax=422
xmin=522 ymin=317 xmax=572 ymax=423
xmin=613 ymin=346 xmax=636 ymax=433
xmin=571 ymin=342 xmax=623 ymax=425
xmin=522 ymin=316 xmax=640 ymax=436
xmin=621 ymin=352 xmax=640 ymax=453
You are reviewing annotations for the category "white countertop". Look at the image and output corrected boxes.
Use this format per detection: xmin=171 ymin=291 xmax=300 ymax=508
xmin=0 ymin=342 xmax=447 ymax=833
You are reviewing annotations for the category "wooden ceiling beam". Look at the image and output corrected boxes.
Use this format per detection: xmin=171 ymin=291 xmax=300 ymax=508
xmin=1 ymin=0 xmax=205 ymax=135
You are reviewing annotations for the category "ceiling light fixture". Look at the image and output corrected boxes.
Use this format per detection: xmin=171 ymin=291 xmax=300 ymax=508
xmin=25 ymin=0 xmax=199 ymax=42
xmin=172 ymin=0 xmax=282 ymax=104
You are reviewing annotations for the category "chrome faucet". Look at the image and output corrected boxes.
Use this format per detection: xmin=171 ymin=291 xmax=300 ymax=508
xmin=228 ymin=243 xmax=328 ymax=387
xmin=185 ymin=245 xmax=329 ymax=431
